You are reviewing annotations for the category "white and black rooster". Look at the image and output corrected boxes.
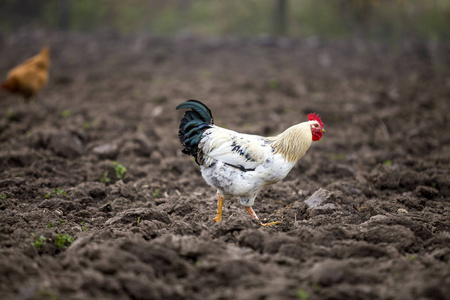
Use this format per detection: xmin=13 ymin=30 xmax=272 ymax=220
xmin=177 ymin=100 xmax=325 ymax=226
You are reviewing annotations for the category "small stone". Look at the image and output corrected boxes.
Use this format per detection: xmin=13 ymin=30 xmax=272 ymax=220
xmin=305 ymin=188 xmax=328 ymax=208
xmin=92 ymin=143 xmax=118 ymax=159
xmin=397 ymin=208 xmax=408 ymax=214
xmin=152 ymin=106 xmax=163 ymax=117
xmin=314 ymin=203 xmax=338 ymax=210
xmin=48 ymin=132 xmax=84 ymax=159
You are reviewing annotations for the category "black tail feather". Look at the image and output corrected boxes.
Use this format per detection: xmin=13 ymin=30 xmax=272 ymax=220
xmin=176 ymin=99 xmax=214 ymax=123
xmin=176 ymin=100 xmax=214 ymax=163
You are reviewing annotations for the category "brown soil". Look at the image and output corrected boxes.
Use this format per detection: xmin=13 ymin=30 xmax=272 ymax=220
xmin=0 ymin=31 xmax=449 ymax=300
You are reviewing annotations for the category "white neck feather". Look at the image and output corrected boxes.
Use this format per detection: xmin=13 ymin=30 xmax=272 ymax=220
xmin=268 ymin=121 xmax=314 ymax=162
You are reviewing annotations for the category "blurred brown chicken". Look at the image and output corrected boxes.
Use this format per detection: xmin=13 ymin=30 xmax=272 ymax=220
xmin=0 ymin=46 xmax=50 ymax=100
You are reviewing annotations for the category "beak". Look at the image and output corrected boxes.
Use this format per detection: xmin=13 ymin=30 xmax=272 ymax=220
xmin=321 ymin=128 xmax=326 ymax=133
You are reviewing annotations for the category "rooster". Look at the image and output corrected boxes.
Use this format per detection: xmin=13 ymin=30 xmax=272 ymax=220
xmin=0 ymin=46 xmax=50 ymax=100
xmin=177 ymin=100 xmax=325 ymax=226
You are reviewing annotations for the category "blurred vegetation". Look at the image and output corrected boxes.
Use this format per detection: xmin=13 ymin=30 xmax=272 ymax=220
xmin=0 ymin=0 xmax=449 ymax=41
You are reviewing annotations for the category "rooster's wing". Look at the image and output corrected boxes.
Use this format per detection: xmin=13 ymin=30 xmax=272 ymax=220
xmin=201 ymin=127 xmax=272 ymax=171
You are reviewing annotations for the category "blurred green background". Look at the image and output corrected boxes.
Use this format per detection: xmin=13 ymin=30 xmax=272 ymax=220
xmin=0 ymin=0 xmax=449 ymax=41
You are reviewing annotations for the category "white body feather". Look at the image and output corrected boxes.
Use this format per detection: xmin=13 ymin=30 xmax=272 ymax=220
xmin=198 ymin=121 xmax=317 ymax=207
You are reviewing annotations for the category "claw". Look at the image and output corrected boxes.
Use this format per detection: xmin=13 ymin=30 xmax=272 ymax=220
xmin=245 ymin=207 xmax=280 ymax=226
xmin=261 ymin=221 xmax=282 ymax=227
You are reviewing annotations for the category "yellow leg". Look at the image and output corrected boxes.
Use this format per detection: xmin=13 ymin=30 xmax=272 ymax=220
xmin=245 ymin=206 xmax=258 ymax=219
xmin=245 ymin=207 xmax=281 ymax=226
xmin=213 ymin=194 xmax=224 ymax=222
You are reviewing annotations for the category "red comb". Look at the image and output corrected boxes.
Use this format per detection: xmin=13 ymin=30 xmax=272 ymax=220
xmin=307 ymin=113 xmax=324 ymax=127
